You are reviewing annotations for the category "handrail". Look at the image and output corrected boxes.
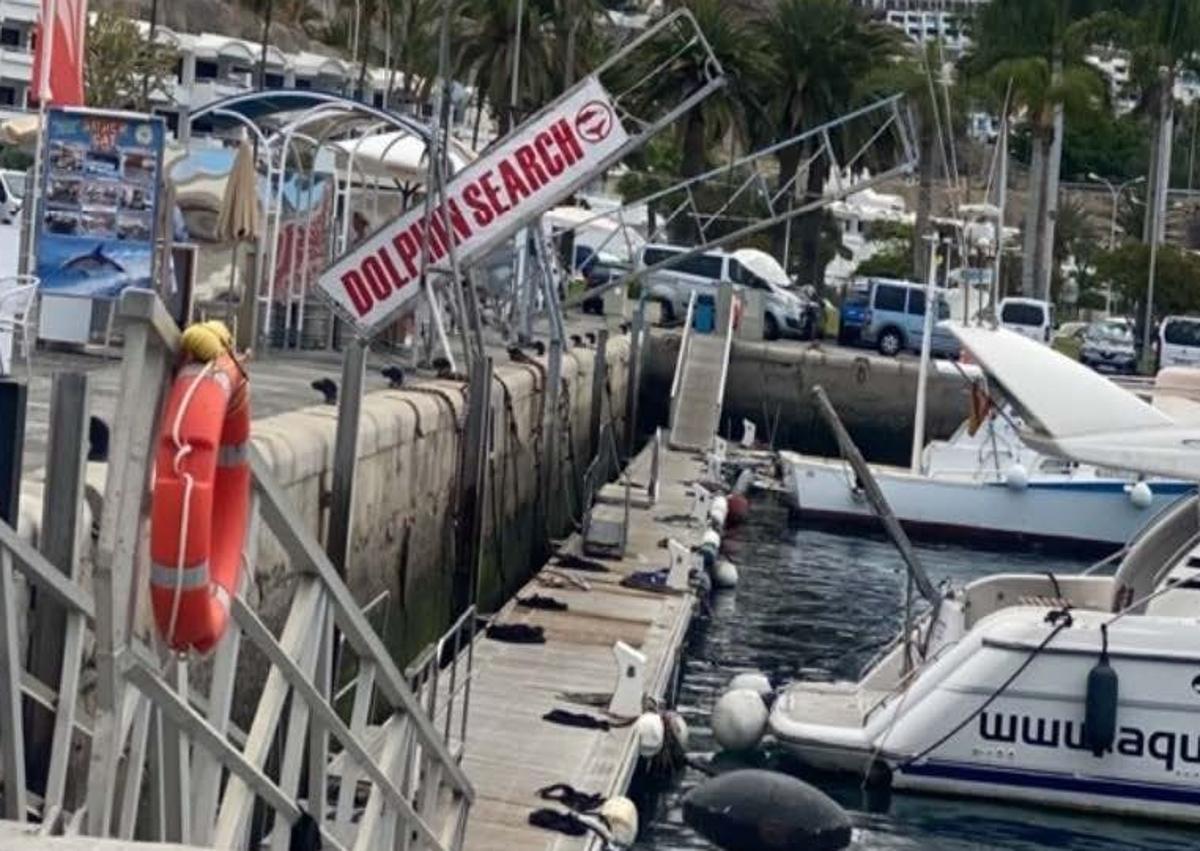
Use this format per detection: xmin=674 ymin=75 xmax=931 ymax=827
xmin=715 ymin=287 xmax=736 ymax=423
xmin=668 ymin=291 xmax=698 ymax=430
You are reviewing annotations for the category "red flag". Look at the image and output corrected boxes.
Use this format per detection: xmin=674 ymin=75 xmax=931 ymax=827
xmin=30 ymin=0 xmax=87 ymax=107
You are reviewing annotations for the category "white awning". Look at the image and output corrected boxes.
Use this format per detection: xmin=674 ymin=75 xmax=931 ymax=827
xmin=333 ymin=131 xmax=475 ymax=184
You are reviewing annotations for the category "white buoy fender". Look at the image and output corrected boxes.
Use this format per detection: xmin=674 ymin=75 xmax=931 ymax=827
xmin=1005 ymin=463 xmax=1029 ymax=490
xmin=1130 ymin=481 xmax=1153 ymax=509
xmin=727 ymin=671 xmax=772 ymax=697
xmin=710 ymin=496 xmax=729 ymax=528
xmin=598 ymin=796 xmax=639 ymax=846
xmin=702 ymin=529 xmax=722 ymax=549
xmin=635 ymin=712 xmax=665 ymax=758
xmin=713 ymin=559 xmax=739 ymax=589
xmin=712 ymin=688 xmax=768 ymax=752
xmin=665 ymin=710 xmax=689 ymax=750
xmin=683 ymin=769 xmax=852 ymax=851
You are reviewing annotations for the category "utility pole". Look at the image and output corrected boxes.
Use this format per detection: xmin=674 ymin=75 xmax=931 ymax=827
xmin=143 ymin=0 xmax=159 ymax=105
xmin=258 ymin=0 xmax=273 ymax=90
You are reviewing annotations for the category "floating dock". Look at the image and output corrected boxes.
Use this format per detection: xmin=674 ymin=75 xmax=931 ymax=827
xmin=457 ymin=441 xmax=706 ymax=851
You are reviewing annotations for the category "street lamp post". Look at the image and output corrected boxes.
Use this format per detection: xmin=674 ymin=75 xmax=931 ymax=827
xmin=1086 ymin=172 xmax=1145 ymax=315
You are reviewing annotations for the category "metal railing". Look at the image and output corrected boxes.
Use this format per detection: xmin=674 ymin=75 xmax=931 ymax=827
xmin=0 ymin=288 xmax=475 ymax=849
xmin=668 ymin=291 xmax=698 ymax=434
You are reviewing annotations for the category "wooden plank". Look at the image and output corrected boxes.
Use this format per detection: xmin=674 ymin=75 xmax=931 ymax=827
xmin=333 ymin=661 xmax=375 ymax=828
xmin=0 ymin=547 xmax=28 ymax=820
xmin=213 ymin=577 xmax=325 ymax=848
xmin=251 ymin=453 xmax=475 ymax=801
xmin=26 ymin=372 xmax=88 ymax=796
xmin=43 ymin=610 xmax=86 ymax=817
xmin=0 ymin=523 xmax=94 ymax=622
xmin=229 ymin=597 xmax=445 ymax=849
xmin=189 ymin=492 xmax=258 ymax=845
xmin=456 ymin=444 xmax=703 ymax=851
xmin=121 ymin=647 xmax=348 ymax=851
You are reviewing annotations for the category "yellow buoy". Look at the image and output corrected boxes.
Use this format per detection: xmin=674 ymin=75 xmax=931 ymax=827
xmin=181 ymin=320 xmax=233 ymax=363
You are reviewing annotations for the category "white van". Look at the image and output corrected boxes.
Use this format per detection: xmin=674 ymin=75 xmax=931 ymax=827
xmin=638 ymin=244 xmax=811 ymax=339
xmin=998 ymin=297 xmax=1054 ymax=343
xmin=0 ymin=170 xmax=25 ymax=224
xmin=1159 ymin=316 xmax=1200 ymax=368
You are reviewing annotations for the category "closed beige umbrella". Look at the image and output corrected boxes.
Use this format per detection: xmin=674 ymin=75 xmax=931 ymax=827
xmin=216 ymin=139 xmax=261 ymax=335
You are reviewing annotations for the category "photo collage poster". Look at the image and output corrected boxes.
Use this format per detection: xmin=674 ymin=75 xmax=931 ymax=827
xmin=36 ymin=108 xmax=166 ymax=298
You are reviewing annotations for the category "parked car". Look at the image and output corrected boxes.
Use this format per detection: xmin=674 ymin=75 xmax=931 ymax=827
xmin=573 ymin=245 xmax=629 ymax=314
xmin=998 ymin=297 xmax=1054 ymax=343
xmin=0 ymin=169 xmax=25 ymax=225
xmin=854 ymin=278 xmax=959 ymax=358
xmin=1159 ymin=315 xmax=1200 ymax=368
xmin=837 ymin=283 xmax=871 ymax=345
xmin=1079 ymin=320 xmax=1137 ymax=374
xmin=637 ymin=243 xmax=813 ymax=340
xmin=1051 ymin=321 xmax=1089 ymax=360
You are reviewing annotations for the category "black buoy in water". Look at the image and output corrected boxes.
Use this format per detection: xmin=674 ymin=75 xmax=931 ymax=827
xmin=1085 ymin=624 xmax=1119 ymax=756
xmin=683 ymin=769 xmax=852 ymax=851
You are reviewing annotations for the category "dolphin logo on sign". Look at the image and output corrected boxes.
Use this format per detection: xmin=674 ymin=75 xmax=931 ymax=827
xmin=575 ymin=101 xmax=615 ymax=144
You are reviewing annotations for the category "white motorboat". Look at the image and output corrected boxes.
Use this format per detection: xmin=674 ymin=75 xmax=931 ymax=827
xmin=782 ymin=388 xmax=1195 ymax=550
xmin=769 ymin=325 xmax=1200 ymax=822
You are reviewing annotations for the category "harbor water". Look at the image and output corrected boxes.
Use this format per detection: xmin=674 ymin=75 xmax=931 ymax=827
xmin=637 ymin=493 xmax=1200 ymax=851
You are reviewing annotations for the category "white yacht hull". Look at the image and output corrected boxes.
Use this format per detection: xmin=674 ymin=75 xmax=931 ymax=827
xmin=770 ymin=603 xmax=1200 ymax=823
xmin=781 ymin=453 xmax=1191 ymax=548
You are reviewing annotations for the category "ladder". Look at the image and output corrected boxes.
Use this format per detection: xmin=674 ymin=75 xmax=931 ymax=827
xmin=669 ymin=290 xmax=735 ymax=451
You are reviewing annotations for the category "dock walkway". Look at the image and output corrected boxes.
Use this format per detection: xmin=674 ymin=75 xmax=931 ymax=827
xmin=456 ymin=442 xmax=706 ymax=851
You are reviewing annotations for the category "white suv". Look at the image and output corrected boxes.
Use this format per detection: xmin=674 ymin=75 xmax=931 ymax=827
xmin=998 ymin=297 xmax=1054 ymax=343
xmin=637 ymin=243 xmax=810 ymax=339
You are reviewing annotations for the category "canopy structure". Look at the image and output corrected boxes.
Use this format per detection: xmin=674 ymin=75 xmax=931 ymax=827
xmin=332 ymin=130 xmax=476 ymax=184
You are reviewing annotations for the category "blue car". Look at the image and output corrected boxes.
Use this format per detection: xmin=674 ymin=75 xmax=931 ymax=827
xmin=837 ymin=284 xmax=870 ymax=345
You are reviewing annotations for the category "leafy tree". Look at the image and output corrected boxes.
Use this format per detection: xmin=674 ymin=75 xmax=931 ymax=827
xmin=86 ymin=9 xmax=178 ymax=111
xmin=454 ymin=0 xmax=557 ymax=136
xmin=1092 ymin=241 xmax=1200 ymax=321
xmin=754 ymin=0 xmax=907 ymax=290
xmin=856 ymin=241 xmax=912 ymax=279
xmin=966 ymin=0 xmax=1106 ymax=301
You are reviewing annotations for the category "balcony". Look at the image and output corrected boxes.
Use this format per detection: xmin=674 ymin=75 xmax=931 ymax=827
xmin=0 ymin=0 xmax=38 ymax=25
xmin=0 ymin=47 xmax=31 ymax=85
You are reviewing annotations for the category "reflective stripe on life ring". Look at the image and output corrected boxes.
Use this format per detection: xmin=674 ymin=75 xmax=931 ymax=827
xmin=149 ymin=353 xmax=251 ymax=654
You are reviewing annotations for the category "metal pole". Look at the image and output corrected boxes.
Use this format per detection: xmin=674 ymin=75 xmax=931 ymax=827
xmin=25 ymin=0 xmax=57 ymax=276
xmin=910 ymin=238 xmax=938 ymax=474
xmin=624 ymin=297 xmax=646 ymax=460
xmin=0 ymin=379 xmax=25 ymax=527
xmin=510 ymin=0 xmax=524 ymax=124
xmin=991 ymin=116 xmax=1007 ymax=311
xmin=257 ymin=0 xmax=273 ymax=89
xmin=326 ymin=340 xmax=368 ymax=577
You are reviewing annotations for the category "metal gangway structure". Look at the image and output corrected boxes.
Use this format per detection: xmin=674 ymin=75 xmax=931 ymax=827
xmin=0 ymin=291 xmax=474 ymax=850
xmin=667 ymin=291 xmax=735 ymax=451
xmin=548 ymin=94 xmax=918 ymax=454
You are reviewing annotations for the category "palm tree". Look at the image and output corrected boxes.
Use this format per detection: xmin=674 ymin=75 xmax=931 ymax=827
xmin=967 ymin=0 xmax=1106 ymax=300
xmin=455 ymin=0 xmax=557 ymax=136
xmin=756 ymin=0 xmax=907 ymax=287
xmin=618 ymin=0 xmax=772 ymax=181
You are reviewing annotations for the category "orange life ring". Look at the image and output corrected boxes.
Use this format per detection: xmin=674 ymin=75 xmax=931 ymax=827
xmin=150 ymin=353 xmax=250 ymax=654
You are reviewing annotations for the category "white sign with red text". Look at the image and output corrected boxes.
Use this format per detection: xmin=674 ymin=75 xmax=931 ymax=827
xmin=318 ymin=75 xmax=630 ymax=336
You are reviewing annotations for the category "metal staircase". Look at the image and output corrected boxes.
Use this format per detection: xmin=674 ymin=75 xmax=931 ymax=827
xmin=668 ymin=291 xmax=735 ymax=452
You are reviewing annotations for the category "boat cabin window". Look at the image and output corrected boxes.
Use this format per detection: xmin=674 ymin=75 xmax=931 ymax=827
xmin=873 ymin=283 xmax=907 ymax=312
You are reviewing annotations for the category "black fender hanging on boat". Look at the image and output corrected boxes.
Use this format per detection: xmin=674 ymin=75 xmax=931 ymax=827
xmin=682 ymin=769 xmax=852 ymax=851
xmin=1085 ymin=625 xmax=1119 ymax=757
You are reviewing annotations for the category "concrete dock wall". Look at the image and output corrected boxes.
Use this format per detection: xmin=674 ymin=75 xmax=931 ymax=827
xmin=644 ymin=332 xmax=970 ymax=464
xmin=247 ymin=337 xmax=631 ymax=662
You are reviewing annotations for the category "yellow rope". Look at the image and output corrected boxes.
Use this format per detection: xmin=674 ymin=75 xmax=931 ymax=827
xmin=180 ymin=320 xmax=233 ymax=363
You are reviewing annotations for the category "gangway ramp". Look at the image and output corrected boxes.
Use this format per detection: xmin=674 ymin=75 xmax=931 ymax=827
xmin=669 ymin=292 xmax=735 ymax=451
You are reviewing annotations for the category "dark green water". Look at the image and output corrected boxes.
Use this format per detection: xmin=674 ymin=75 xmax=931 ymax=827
xmin=636 ymin=495 xmax=1200 ymax=851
